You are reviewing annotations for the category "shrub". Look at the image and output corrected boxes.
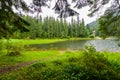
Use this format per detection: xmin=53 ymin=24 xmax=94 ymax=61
xmin=89 ymin=34 xmax=95 ymax=38
xmin=65 ymin=49 xmax=73 ymax=54
xmin=7 ymin=51 xmax=21 ymax=56
xmin=52 ymin=60 xmax=62 ymax=66
xmin=0 ymin=39 xmax=6 ymax=51
xmin=66 ymin=36 xmax=70 ymax=39
xmin=81 ymin=46 xmax=120 ymax=80
xmin=67 ymin=57 xmax=79 ymax=62
xmin=31 ymin=63 xmax=47 ymax=69
xmin=6 ymin=40 xmax=25 ymax=56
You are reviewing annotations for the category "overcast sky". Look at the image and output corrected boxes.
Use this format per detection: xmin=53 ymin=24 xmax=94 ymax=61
xmin=23 ymin=0 xmax=112 ymax=24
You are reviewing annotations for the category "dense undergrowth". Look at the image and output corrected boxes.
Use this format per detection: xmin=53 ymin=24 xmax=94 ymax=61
xmin=0 ymin=39 xmax=25 ymax=56
xmin=0 ymin=46 xmax=120 ymax=80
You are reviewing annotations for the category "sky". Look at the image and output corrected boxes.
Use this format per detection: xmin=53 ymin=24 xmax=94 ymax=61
xmin=22 ymin=0 xmax=112 ymax=25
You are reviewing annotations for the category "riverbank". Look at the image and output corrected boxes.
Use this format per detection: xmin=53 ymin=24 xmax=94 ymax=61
xmin=0 ymin=38 xmax=92 ymax=45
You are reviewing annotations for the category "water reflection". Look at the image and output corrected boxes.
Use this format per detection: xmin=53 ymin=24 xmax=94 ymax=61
xmin=30 ymin=39 xmax=120 ymax=52
xmin=85 ymin=39 xmax=120 ymax=52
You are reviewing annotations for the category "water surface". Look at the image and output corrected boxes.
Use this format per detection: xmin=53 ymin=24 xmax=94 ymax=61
xmin=30 ymin=39 xmax=120 ymax=52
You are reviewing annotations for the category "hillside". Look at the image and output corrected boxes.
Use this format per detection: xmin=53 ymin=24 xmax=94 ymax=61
xmin=87 ymin=20 xmax=99 ymax=30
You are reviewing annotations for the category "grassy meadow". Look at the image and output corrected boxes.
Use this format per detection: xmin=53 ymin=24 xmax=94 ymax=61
xmin=0 ymin=39 xmax=120 ymax=80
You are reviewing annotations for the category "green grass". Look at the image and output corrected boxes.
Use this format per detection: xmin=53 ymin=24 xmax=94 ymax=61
xmin=104 ymin=51 xmax=120 ymax=63
xmin=1 ymin=38 xmax=93 ymax=45
xmin=0 ymin=39 xmax=120 ymax=80
xmin=0 ymin=38 xmax=119 ymax=69
xmin=0 ymin=50 xmax=59 ymax=68
xmin=0 ymin=49 xmax=81 ymax=68
xmin=0 ymin=38 xmax=80 ymax=68
xmin=0 ymin=50 xmax=120 ymax=80
xmin=3 ymin=39 xmax=68 ymax=45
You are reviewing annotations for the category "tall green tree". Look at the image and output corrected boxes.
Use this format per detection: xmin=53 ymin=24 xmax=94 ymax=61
xmin=98 ymin=0 xmax=120 ymax=38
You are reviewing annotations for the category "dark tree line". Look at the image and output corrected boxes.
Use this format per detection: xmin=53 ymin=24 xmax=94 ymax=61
xmin=13 ymin=16 xmax=90 ymax=39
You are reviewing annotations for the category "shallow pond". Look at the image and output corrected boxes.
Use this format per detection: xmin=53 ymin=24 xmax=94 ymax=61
xmin=30 ymin=39 xmax=120 ymax=52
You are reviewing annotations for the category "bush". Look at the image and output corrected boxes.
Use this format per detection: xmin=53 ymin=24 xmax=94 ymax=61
xmin=31 ymin=63 xmax=47 ymax=69
xmin=81 ymin=46 xmax=120 ymax=80
xmin=89 ymin=34 xmax=95 ymax=38
xmin=52 ymin=60 xmax=62 ymax=66
xmin=0 ymin=39 xmax=6 ymax=51
xmin=66 ymin=36 xmax=70 ymax=39
xmin=6 ymin=40 xmax=25 ymax=56
xmin=7 ymin=51 xmax=21 ymax=56
xmin=65 ymin=49 xmax=73 ymax=54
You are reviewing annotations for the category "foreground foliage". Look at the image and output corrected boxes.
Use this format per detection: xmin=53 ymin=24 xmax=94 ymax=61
xmin=0 ymin=46 xmax=120 ymax=80
xmin=20 ymin=46 xmax=120 ymax=80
